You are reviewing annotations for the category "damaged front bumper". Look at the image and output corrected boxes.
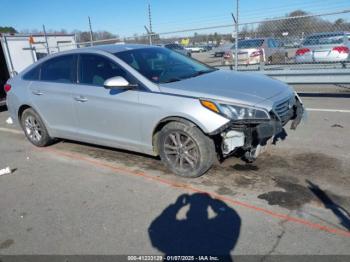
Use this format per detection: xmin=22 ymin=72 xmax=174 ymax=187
xmin=210 ymin=96 xmax=305 ymax=161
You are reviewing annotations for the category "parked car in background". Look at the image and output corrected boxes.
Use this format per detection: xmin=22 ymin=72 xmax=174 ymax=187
xmin=222 ymin=38 xmax=287 ymax=65
xmin=295 ymin=32 xmax=350 ymax=63
xmin=282 ymin=38 xmax=303 ymax=49
xmin=160 ymin=43 xmax=191 ymax=56
xmin=213 ymin=43 xmax=233 ymax=57
xmin=6 ymin=44 xmax=304 ymax=177
xmin=185 ymin=46 xmax=205 ymax=53
xmin=200 ymin=45 xmax=213 ymax=52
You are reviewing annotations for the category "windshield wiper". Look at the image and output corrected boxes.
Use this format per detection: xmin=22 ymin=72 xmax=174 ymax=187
xmin=186 ymin=69 xmax=217 ymax=79
xmin=163 ymin=78 xmax=182 ymax=83
xmin=163 ymin=69 xmax=217 ymax=83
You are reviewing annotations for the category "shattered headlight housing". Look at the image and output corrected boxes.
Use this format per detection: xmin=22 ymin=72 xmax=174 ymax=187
xmin=201 ymin=100 xmax=270 ymax=120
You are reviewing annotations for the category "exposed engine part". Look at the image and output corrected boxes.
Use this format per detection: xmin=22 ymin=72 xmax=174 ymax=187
xmin=221 ymin=130 xmax=245 ymax=155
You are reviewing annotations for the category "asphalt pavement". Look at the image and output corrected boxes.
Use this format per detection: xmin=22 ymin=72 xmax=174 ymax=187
xmin=0 ymin=94 xmax=349 ymax=257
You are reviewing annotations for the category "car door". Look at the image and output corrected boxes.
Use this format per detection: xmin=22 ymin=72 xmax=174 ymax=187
xmin=28 ymin=54 xmax=78 ymax=139
xmin=71 ymin=53 xmax=142 ymax=151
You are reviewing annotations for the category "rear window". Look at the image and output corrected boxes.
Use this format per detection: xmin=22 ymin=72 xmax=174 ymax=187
xmin=303 ymin=34 xmax=345 ymax=46
xmin=237 ymin=39 xmax=264 ymax=49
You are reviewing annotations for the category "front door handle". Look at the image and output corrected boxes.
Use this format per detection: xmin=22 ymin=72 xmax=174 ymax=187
xmin=32 ymin=90 xmax=44 ymax=96
xmin=74 ymin=96 xmax=88 ymax=102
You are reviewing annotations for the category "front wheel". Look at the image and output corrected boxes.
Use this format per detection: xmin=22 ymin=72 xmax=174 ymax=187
xmin=158 ymin=121 xmax=216 ymax=177
xmin=21 ymin=108 xmax=54 ymax=147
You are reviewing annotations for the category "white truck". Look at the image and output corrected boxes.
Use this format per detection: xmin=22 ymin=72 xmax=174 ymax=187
xmin=0 ymin=33 xmax=76 ymax=106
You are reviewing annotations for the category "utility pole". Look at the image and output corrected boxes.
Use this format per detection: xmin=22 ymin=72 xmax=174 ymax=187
xmin=88 ymin=16 xmax=93 ymax=46
xmin=144 ymin=25 xmax=151 ymax=42
xmin=148 ymin=3 xmax=153 ymax=45
xmin=234 ymin=0 xmax=239 ymax=70
xmin=42 ymin=24 xmax=50 ymax=54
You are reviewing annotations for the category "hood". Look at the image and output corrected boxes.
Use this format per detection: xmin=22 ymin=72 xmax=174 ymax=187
xmin=159 ymin=69 xmax=294 ymax=107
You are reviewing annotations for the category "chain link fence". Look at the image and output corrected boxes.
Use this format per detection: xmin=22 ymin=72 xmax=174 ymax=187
xmin=228 ymin=10 xmax=350 ymax=71
xmin=2 ymin=8 xmax=349 ymax=87
xmin=32 ymin=9 xmax=350 ymax=76
xmin=131 ymin=9 xmax=350 ymax=72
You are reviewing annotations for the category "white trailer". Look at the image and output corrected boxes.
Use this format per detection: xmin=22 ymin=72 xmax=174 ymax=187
xmin=0 ymin=33 xmax=76 ymax=105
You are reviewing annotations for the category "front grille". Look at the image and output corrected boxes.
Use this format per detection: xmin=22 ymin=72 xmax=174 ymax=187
xmin=274 ymin=96 xmax=296 ymax=123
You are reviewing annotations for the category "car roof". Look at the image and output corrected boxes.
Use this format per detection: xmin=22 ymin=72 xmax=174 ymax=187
xmin=22 ymin=44 xmax=157 ymax=67
xmin=239 ymin=38 xmax=267 ymax=41
xmin=307 ymin=31 xmax=350 ymax=37
xmin=82 ymin=43 xmax=153 ymax=53
xmin=56 ymin=44 xmax=153 ymax=56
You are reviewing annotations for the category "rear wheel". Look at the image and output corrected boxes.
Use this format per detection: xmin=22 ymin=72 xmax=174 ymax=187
xmin=158 ymin=121 xmax=216 ymax=177
xmin=21 ymin=108 xmax=53 ymax=147
xmin=267 ymin=56 xmax=273 ymax=64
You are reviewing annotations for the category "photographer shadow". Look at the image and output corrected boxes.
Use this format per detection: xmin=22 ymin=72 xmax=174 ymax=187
xmin=148 ymin=193 xmax=241 ymax=258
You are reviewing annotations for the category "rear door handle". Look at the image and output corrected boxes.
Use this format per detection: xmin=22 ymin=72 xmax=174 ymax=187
xmin=74 ymin=96 xmax=88 ymax=102
xmin=32 ymin=90 xmax=44 ymax=96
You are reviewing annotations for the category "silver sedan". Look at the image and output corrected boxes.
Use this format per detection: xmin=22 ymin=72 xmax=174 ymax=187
xmin=295 ymin=32 xmax=350 ymax=63
xmin=5 ymin=44 xmax=304 ymax=177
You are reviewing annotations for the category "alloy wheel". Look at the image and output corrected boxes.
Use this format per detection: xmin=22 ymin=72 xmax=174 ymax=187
xmin=163 ymin=131 xmax=200 ymax=172
xmin=24 ymin=115 xmax=42 ymax=143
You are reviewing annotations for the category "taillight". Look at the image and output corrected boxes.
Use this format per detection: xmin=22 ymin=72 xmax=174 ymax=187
xmin=332 ymin=46 xmax=349 ymax=54
xmin=296 ymin=48 xmax=311 ymax=56
xmin=4 ymin=84 xmax=11 ymax=93
xmin=223 ymin=51 xmax=232 ymax=59
xmin=250 ymin=50 xmax=263 ymax=57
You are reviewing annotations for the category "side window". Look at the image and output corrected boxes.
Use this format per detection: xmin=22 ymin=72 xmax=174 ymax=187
xmin=23 ymin=66 xmax=41 ymax=81
xmin=267 ymin=39 xmax=274 ymax=48
xmin=41 ymin=55 xmax=75 ymax=83
xmin=173 ymin=44 xmax=181 ymax=50
xmin=79 ymin=54 xmax=129 ymax=86
xmin=177 ymin=45 xmax=185 ymax=50
xmin=274 ymin=40 xmax=280 ymax=48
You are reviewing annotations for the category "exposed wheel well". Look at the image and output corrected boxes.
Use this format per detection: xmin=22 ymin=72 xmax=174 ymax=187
xmin=18 ymin=104 xmax=31 ymax=122
xmin=152 ymin=117 xmax=203 ymax=155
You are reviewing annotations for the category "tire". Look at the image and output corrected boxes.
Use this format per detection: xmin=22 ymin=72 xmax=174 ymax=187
xmin=284 ymin=52 xmax=289 ymax=63
xmin=21 ymin=108 xmax=53 ymax=147
xmin=158 ymin=121 xmax=216 ymax=178
xmin=267 ymin=56 xmax=273 ymax=64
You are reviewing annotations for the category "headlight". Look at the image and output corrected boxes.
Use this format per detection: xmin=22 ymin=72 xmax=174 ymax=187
xmin=200 ymin=100 xmax=270 ymax=120
xmin=219 ymin=103 xmax=270 ymax=120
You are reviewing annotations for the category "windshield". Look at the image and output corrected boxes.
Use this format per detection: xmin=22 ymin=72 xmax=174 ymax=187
xmin=303 ymin=34 xmax=345 ymax=46
xmin=237 ymin=39 xmax=264 ymax=49
xmin=114 ymin=47 xmax=215 ymax=84
xmin=164 ymin=44 xmax=182 ymax=50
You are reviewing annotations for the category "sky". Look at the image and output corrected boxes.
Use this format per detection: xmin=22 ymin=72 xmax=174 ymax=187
xmin=1 ymin=0 xmax=349 ymax=38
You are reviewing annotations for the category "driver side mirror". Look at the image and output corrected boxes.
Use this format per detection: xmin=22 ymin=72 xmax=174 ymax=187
xmin=103 ymin=76 xmax=138 ymax=89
